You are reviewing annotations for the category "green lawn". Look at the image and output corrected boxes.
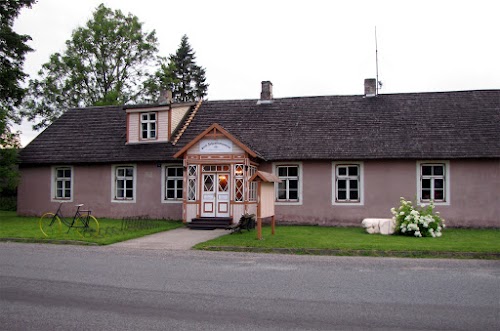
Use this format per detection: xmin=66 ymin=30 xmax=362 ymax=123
xmin=195 ymin=225 xmax=500 ymax=258
xmin=2 ymin=211 xmax=499 ymax=258
xmin=0 ymin=211 xmax=184 ymax=245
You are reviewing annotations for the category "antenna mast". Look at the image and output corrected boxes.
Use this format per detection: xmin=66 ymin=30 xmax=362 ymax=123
xmin=375 ymin=26 xmax=379 ymax=95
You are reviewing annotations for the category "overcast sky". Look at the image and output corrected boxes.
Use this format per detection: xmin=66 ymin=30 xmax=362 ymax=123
xmin=12 ymin=0 xmax=500 ymax=146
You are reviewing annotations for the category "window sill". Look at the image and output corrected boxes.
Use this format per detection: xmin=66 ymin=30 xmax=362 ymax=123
xmin=51 ymin=198 xmax=73 ymax=203
xmin=275 ymin=201 xmax=302 ymax=206
xmin=332 ymin=201 xmax=364 ymax=206
xmin=162 ymin=199 xmax=183 ymax=204
xmin=112 ymin=199 xmax=136 ymax=204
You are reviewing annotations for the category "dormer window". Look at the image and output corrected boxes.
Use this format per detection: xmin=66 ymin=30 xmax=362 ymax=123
xmin=141 ymin=112 xmax=157 ymax=140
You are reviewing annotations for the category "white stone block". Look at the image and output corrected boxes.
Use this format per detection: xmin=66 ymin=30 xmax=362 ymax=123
xmin=361 ymin=218 xmax=395 ymax=235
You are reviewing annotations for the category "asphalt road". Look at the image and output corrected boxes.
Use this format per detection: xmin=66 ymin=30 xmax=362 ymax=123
xmin=1 ymin=243 xmax=499 ymax=330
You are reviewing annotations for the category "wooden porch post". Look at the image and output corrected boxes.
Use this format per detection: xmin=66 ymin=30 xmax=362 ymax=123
xmin=257 ymin=181 xmax=262 ymax=240
xmin=271 ymin=215 xmax=275 ymax=235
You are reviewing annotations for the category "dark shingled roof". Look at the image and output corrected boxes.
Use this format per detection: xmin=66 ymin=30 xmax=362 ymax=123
xmin=19 ymin=105 xmax=178 ymax=165
xmin=19 ymin=90 xmax=500 ymax=165
xmin=176 ymin=90 xmax=500 ymax=160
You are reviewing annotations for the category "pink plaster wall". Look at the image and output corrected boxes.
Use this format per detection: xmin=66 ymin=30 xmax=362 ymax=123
xmin=18 ymin=159 xmax=500 ymax=227
xmin=261 ymin=159 xmax=500 ymax=227
xmin=17 ymin=164 xmax=182 ymax=220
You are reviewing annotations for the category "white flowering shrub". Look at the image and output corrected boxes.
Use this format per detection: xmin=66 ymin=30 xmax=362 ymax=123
xmin=391 ymin=197 xmax=445 ymax=238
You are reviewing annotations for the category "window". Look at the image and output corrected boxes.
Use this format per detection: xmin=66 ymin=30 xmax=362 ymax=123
xmin=113 ymin=165 xmax=136 ymax=202
xmin=52 ymin=166 xmax=72 ymax=201
xmin=333 ymin=163 xmax=363 ymax=205
xmin=187 ymin=165 xmax=197 ymax=201
xmin=417 ymin=161 xmax=450 ymax=204
xmin=141 ymin=112 xmax=157 ymax=139
xmin=165 ymin=166 xmax=183 ymax=201
xmin=275 ymin=164 xmax=301 ymax=203
xmin=234 ymin=164 xmax=244 ymax=202
xmin=248 ymin=165 xmax=257 ymax=202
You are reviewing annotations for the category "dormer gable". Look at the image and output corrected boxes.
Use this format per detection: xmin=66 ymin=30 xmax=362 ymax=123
xmin=124 ymin=103 xmax=194 ymax=144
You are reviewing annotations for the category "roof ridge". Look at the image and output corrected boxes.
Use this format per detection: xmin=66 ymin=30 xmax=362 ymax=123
xmin=172 ymin=99 xmax=203 ymax=146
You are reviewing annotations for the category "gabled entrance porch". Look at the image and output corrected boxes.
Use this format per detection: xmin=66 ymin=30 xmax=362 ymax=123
xmin=173 ymin=123 xmax=261 ymax=229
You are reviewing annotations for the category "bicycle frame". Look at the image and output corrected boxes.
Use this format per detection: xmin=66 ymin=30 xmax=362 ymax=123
xmin=55 ymin=203 xmax=92 ymax=233
xmin=40 ymin=203 xmax=99 ymax=238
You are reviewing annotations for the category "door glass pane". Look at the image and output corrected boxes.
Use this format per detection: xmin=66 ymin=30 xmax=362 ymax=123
xmin=218 ymin=175 xmax=228 ymax=192
xmin=204 ymin=176 xmax=214 ymax=191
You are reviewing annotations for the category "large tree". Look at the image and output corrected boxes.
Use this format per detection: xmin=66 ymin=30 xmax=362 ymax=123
xmin=150 ymin=35 xmax=208 ymax=103
xmin=23 ymin=4 xmax=159 ymax=130
xmin=0 ymin=0 xmax=36 ymax=147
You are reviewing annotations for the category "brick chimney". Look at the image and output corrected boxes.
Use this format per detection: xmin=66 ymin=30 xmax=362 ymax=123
xmin=158 ymin=89 xmax=172 ymax=104
xmin=364 ymin=78 xmax=377 ymax=97
xmin=257 ymin=81 xmax=273 ymax=105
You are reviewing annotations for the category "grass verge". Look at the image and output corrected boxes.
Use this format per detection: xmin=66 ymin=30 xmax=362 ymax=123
xmin=0 ymin=211 xmax=183 ymax=245
xmin=194 ymin=225 xmax=500 ymax=259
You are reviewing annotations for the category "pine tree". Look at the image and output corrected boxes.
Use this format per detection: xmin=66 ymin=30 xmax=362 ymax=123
xmin=154 ymin=35 xmax=208 ymax=102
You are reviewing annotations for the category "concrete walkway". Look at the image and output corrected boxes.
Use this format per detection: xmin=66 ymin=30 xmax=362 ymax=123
xmin=109 ymin=227 xmax=227 ymax=250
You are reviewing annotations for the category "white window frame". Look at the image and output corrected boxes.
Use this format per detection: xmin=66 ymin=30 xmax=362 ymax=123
xmin=161 ymin=164 xmax=184 ymax=203
xmin=140 ymin=112 xmax=157 ymax=140
xmin=51 ymin=166 xmax=73 ymax=202
xmin=111 ymin=165 xmax=136 ymax=203
xmin=332 ymin=162 xmax=364 ymax=206
xmin=186 ymin=165 xmax=197 ymax=201
xmin=273 ymin=162 xmax=303 ymax=205
xmin=416 ymin=161 xmax=450 ymax=206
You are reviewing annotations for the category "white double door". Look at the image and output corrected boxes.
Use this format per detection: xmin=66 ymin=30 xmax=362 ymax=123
xmin=201 ymin=173 xmax=230 ymax=217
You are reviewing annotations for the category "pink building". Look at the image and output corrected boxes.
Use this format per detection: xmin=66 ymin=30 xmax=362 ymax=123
xmin=18 ymin=81 xmax=500 ymax=228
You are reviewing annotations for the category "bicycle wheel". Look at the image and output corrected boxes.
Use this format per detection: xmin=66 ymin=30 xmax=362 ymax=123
xmin=76 ymin=215 xmax=100 ymax=238
xmin=39 ymin=213 xmax=62 ymax=237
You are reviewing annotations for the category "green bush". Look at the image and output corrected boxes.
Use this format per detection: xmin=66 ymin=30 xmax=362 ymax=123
xmin=391 ymin=197 xmax=445 ymax=237
xmin=0 ymin=196 xmax=17 ymax=211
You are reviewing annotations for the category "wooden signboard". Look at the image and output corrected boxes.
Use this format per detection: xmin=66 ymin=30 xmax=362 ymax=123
xmin=249 ymin=171 xmax=282 ymax=240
